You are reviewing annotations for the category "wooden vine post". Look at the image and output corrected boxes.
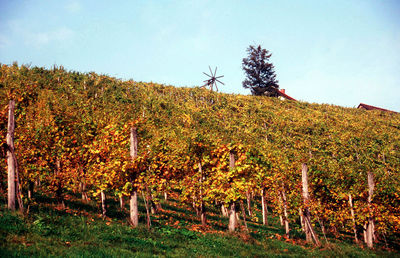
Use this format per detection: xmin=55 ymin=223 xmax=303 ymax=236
xmin=261 ymin=187 xmax=268 ymax=225
xmin=130 ymin=127 xmax=139 ymax=227
xmin=199 ymin=161 xmax=207 ymax=226
xmin=366 ymin=171 xmax=375 ymax=248
xmin=7 ymin=100 xmax=16 ymax=211
xmin=228 ymin=151 xmax=237 ymax=232
xmin=101 ymin=190 xmax=106 ymax=217
xmin=301 ymin=163 xmax=320 ymax=246
xmin=119 ymin=195 xmax=125 ymax=210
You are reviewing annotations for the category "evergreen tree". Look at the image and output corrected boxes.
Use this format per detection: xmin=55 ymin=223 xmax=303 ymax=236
xmin=242 ymin=45 xmax=279 ymax=96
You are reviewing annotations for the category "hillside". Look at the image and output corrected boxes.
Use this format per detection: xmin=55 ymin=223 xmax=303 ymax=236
xmin=1 ymin=64 xmax=400 ymax=255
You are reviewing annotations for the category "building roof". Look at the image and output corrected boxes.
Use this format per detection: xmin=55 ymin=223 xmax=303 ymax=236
xmin=357 ymin=103 xmax=396 ymax=113
xmin=277 ymin=89 xmax=296 ymax=101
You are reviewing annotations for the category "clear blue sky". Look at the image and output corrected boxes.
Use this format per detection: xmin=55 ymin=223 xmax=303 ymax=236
xmin=1 ymin=0 xmax=399 ymax=111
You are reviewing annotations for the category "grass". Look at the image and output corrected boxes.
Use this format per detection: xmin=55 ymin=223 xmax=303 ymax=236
xmin=0 ymin=191 xmax=398 ymax=257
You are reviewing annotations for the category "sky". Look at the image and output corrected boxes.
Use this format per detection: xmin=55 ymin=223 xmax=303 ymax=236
xmin=1 ymin=0 xmax=399 ymax=112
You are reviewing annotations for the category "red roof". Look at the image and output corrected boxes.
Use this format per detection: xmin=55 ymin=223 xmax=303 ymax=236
xmin=357 ymin=103 xmax=396 ymax=113
xmin=277 ymin=89 xmax=296 ymax=101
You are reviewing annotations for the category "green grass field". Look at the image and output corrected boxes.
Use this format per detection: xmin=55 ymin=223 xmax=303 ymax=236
xmin=1 ymin=191 xmax=398 ymax=257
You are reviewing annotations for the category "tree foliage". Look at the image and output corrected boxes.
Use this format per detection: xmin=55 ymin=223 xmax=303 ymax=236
xmin=242 ymin=45 xmax=279 ymax=96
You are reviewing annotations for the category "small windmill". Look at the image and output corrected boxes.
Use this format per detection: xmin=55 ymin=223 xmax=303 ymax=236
xmin=202 ymin=66 xmax=224 ymax=92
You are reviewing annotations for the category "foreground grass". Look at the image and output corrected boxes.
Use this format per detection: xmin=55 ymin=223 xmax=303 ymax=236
xmin=0 ymin=193 xmax=398 ymax=257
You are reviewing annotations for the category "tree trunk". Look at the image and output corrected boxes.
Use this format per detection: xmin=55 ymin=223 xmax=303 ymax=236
xmin=150 ymin=197 xmax=161 ymax=215
xmin=119 ymin=196 xmax=125 ymax=210
xmin=130 ymin=127 xmax=139 ymax=227
xmin=164 ymin=191 xmax=168 ymax=201
xmin=316 ymin=215 xmax=328 ymax=243
xmin=201 ymin=202 xmax=207 ymax=227
xmin=366 ymin=171 xmax=375 ymax=248
xmin=221 ymin=204 xmax=228 ymax=217
xmin=142 ymin=189 xmax=151 ymax=229
xmin=278 ymin=194 xmax=284 ymax=226
xmin=261 ymin=188 xmax=268 ymax=225
xmin=299 ymin=208 xmax=305 ymax=232
xmin=363 ymin=222 xmax=368 ymax=244
xmin=35 ymin=176 xmax=41 ymax=187
xmin=80 ymin=180 xmax=88 ymax=202
xmin=15 ymin=163 xmax=23 ymax=212
xmin=348 ymin=193 xmax=358 ymax=243
xmin=281 ymin=188 xmax=290 ymax=238
xmin=192 ymin=196 xmax=200 ymax=216
xmin=101 ymin=190 xmax=106 ymax=217
xmin=28 ymin=181 xmax=34 ymax=199
xmin=302 ymin=163 xmax=320 ymax=246
xmin=155 ymin=198 xmax=162 ymax=212
xmin=150 ymin=200 xmax=157 ymax=214
xmin=7 ymin=100 xmax=16 ymax=211
xmin=55 ymin=159 xmax=64 ymax=209
xmin=228 ymin=202 xmax=237 ymax=232
xmin=246 ymin=190 xmax=253 ymax=217
xmin=239 ymin=200 xmax=248 ymax=232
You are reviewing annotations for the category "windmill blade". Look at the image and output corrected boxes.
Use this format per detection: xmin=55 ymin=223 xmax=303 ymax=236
xmin=214 ymin=67 xmax=217 ymax=77
xmin=214 ymin=82 xmax=219 ymax=92
xmin=203 ymin=72 xmax=212 ymax=78
xmin=209 ymin=66 xmax=213 ymax=77
xmin=216 ymin=79 xmax=225 ymax=85
xmin=215 ymin=75 xmax=224 ymax=79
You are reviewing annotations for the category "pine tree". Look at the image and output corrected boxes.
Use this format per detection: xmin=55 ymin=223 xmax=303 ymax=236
xmin=242 ymin=45 xmax=279 ymax=96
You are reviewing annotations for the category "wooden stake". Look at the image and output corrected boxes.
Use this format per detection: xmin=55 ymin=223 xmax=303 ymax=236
xmin=164 ymin=191 xmax=168 ymax=201
xmin=101 ymin=190 xmax=106 ymax=217
xmin=119 ymin=195 xmax=124 ymax=210
xmin=80 ymin=180 xmax=88 ymax=202
xmin=228 ymin=151 xmax=237 ymax=232
xmin=199 ymin=161 xmax=206 ymax=226
xmin=261 ymin=188 xmax=268 ymax=225
xmin=7 ymin=100 xmax=16 ymax=211
xmin=130 ymin=127 xmax=139 ymax=227
xmin=278 ymin=194 xmax=284 ymax=226
xmin=228 ymin=202 xmax=237 ymax=232
xmin=366 ymin=171 xmax=375 ymax=248
xmin=301 ymin=163 xmax=320 ymax=246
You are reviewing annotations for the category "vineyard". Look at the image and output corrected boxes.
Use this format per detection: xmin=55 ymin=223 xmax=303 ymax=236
xmin=1 ymin=64 xmax=400 ymax=254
